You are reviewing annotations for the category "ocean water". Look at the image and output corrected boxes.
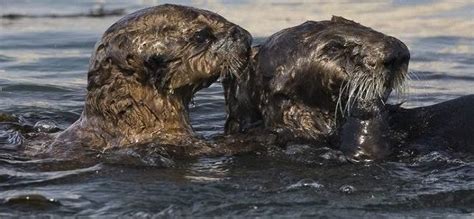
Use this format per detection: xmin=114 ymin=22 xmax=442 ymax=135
xmin=0 ymin=0 xmax=473 ymax=217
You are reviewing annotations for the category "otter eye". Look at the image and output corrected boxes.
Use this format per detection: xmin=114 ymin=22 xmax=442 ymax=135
xmin=324 ymin=41 xmax=345 ymax=56
xmin=192 ymin=27 xmax=215 ymax=44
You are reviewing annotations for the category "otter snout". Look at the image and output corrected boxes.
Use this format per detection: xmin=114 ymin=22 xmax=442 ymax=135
xmin=381 ymin=38 xmax=410 ymax=67
xmin=219 ymin=26 xmax=252 ymax=56
xmin=229 ymin=26 xmax=252 ymax=44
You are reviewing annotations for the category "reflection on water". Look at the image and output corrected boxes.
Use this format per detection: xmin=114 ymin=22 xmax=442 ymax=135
xmin=0 ymin=0 xmax=473 ymax=217
xmin=0 ymin=164 xmax=102 ymax=188
xmin=185 ymin=157 xmax=233 ymax=182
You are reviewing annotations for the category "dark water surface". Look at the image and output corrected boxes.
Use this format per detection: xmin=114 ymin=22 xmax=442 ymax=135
xmin=1 ymin=0 xmax=473 ymax=217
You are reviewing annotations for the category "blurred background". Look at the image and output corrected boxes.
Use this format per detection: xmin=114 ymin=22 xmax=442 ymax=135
xmin=2 ymin=0 xmax=474 ymax=38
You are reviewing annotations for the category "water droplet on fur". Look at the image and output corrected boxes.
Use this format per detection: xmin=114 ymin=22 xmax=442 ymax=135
xmin=190 ymin=98 xmax=196 ymax=108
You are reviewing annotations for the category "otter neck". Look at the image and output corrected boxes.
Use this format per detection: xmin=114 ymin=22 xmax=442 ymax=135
xmin=336 ymin=101 xmax=393 ymax=162
xmin=82 ymin=77 xmax=193 ymax=149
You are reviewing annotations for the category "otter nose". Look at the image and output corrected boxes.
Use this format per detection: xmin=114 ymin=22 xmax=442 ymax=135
xmin=382 ymin=37 xmax=410 ymax=67
xmin=228 ymin=26 xmax=252 ymax=45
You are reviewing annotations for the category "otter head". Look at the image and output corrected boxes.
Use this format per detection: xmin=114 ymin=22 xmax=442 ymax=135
xmin=58 ymin=4 xmax=251 ymax=150
xmin=315 ymin=17 xmax=410 ymax=161
xmin=314 ymin=16 xmax=410 ymax=115
xmin=224 ymin=16 xmax=409 ymax=161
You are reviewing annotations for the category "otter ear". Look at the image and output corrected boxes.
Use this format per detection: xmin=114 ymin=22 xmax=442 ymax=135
xmin=331 ymin=16 xmax=358 ymax=25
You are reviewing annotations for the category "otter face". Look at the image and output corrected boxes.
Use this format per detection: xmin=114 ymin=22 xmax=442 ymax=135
xmin=255 ymin=16 xmax=409 ymax=124
xmin=88 ymin=4 xmax=251 ymax=103
xmin=314 ymin=17 xmax=410 ymax=114
xmin=136 ymin=5 xmax=252 ymax=101
xmin=67 ymin=4 xmax=252 ymax=149
xmin=224 ymin=16 xmax=410 ymax=160
xmin=311 ymin=17 xmax=410 ymax=161
xmin=248 ymin=17 xmax=409 ymax=121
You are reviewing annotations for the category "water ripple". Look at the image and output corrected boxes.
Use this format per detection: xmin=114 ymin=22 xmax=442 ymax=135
xmin=0 ymin=164 xmax=102 ymax=188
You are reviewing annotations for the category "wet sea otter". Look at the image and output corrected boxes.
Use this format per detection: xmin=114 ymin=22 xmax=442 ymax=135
xmin=47 ymin=4 xmax=253 ymax=160
xmin=5 ymin=11 xmax=471 ymax=165
xmin=224 ymin=16 xmax=473 ymax=162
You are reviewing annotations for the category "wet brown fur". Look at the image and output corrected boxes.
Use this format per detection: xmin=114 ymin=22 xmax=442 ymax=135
xmin=50 ymin=4 xmax=252 ymax=158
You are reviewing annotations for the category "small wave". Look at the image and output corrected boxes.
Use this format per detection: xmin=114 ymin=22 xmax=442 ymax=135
xmin=102 ymin=147 xmax=175 ymax=168
xmin=1 ymin=84 xmax=73 ymax=93
xmin=410 ymin=151 xmax=467 ymax=168
xmin=0 ymin=130 xmax=24 ymax=150
xmin=33 ymin=120 xmax=60 ymax=133
xmin=0 ymin=157 xmax=59 ymax=165
xmin=339 ymin=185 xmax=357 ymax=194
xmin=124 ymin=205 xmax=178 ymax=217
xmin=1 ymin=8 xmax=125 ymax=20
xmin=184 ymin=157 xmax=233 ymax=182
xmin=365 ymin=189 xmax=474 ymax=212
xmin=0 ymin=163 xmax=102 ymax=188
xmin=2 ymin=193 xmax=61 ymax=210
xmin=0 ymin=55 xmax=15 ymax=63
xmin=286 ymin=179 xmax=324 ymax=190
xmin=282 ymin=145 xmax=348 ymax=165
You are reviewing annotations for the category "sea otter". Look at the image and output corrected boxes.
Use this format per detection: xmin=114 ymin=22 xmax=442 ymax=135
xmin=47 ymin=4 xmax=253 ymax=160
xmin=223 ymin=16 xmax=437 ymax=162
xmin=5 ymin=12 xmax=471 ymax=165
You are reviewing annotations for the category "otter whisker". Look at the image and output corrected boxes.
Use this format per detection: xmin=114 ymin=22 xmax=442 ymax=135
xmin=335 ymin=79 xmax=351 ymax=119
xmin=221 ymin=55 xmax=245 ymax=81
xmin=228 ymin=62 xmax=241 ymax=80
xmin=347 ymin=73 xmax=368 ymax=113
xmin=344 ymin=85 xmax=355 ymax=113
xmin=349 ymin=86 xmax=361 ymax=112
xmin=360 ymin=75 xmax=372 ymax=99
xmin=345 ymin=74 xmax=363 ymax=113
xmin=361 ymin=78 xmax=372 ymax=101
xmin=371 ymin=76 xmax=380 ymax=99
xmin=361 ymin=77 xmax=373 ymax=101
xmin=391 ymin=70 xmax=409 ymax=102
